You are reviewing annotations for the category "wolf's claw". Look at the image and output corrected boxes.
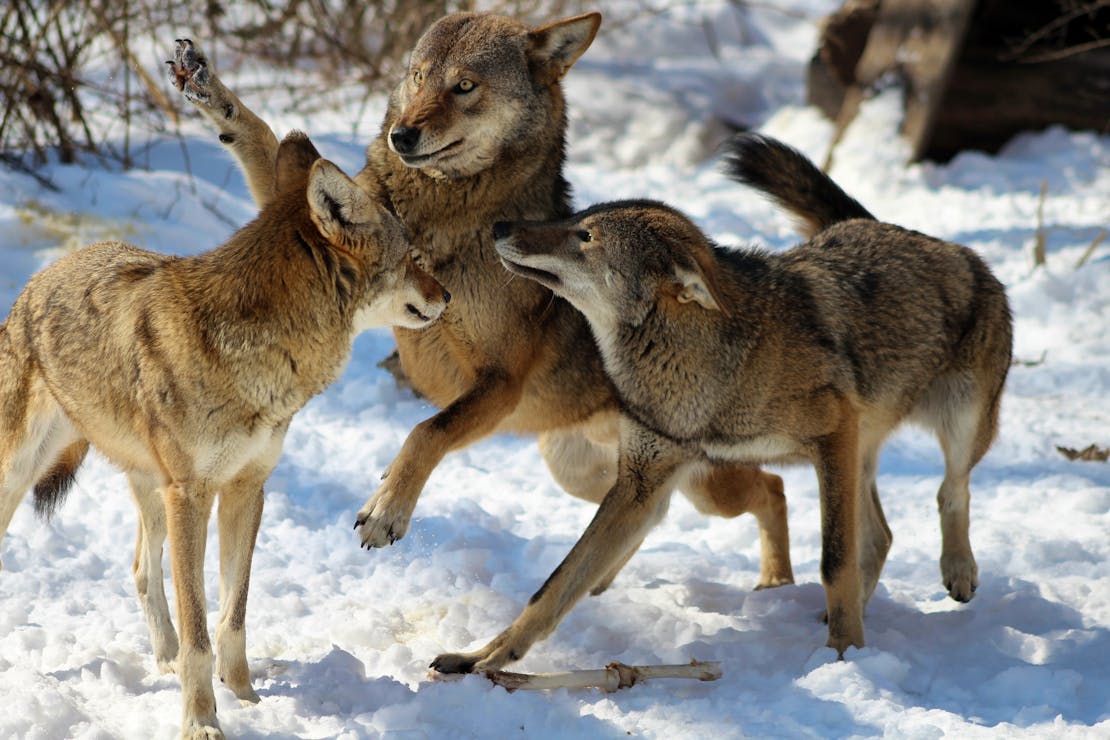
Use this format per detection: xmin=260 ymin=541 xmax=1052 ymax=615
xmin=354 ymin=493 xmax=412 ymax=549
xmin=169 ymin=38 xmax=212 ymax=106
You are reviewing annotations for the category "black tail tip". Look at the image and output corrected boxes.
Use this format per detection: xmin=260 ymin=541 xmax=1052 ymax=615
xmin=721 ymin=133 xmax=794 ymax=182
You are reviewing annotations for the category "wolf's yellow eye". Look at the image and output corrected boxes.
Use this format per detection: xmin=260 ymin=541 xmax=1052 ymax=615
xmin=455 ymin=79 xmax=476 ymax=94
xmin=412 ymin=70 xmax=423 ymax=87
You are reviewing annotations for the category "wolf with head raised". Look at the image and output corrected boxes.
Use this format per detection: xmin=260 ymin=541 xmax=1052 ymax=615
xmin=441 ymin=133 xmax=1013 ymax=673
xmin=170 ymin=12 xmax=793 ymax=597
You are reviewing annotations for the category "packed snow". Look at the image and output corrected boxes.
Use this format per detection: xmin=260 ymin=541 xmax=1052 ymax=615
xmin=1 ymin=2 xmax=1108 ymax=738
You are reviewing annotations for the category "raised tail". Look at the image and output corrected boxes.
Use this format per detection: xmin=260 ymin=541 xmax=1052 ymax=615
xmin=722 ymin=133 xmax=875 ymax=238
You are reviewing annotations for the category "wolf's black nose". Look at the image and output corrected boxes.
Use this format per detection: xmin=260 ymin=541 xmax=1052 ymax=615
xmin=390 ymin=126 xmax=421 ymax=154
xmin=492 ymin=221 xmax=513 ymax=240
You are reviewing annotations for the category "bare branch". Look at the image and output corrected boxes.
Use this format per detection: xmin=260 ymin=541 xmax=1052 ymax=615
xmin=478 ymin=660 xmax=724 ymax=693
xmin=1015 ymin=36 xmax=1110 ymax=64
xmin=1076 ymin=229 xmax=1107 ymax=269
xmin=1000 ymin=0 xmax=1110 ymax=62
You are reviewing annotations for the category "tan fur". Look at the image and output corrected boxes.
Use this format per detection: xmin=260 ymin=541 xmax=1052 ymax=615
xmin=168 ymin=14 xmax=793 ymax=588
xmin=0 ymin=132 xmax=448 ymax=739
xmin=429 ymin=133 xmax=1013 ymax=672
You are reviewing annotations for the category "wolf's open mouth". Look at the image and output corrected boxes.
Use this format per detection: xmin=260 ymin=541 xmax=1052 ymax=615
xmin=400 ymin=139 xmax=463 ymax=166
xmin=405 ymin=303 xmax=432 ymax=323
xmin=501 ymin=259 xmax=562 ymax=288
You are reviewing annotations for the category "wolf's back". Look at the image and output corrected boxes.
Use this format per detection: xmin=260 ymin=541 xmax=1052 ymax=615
xmin=723 ymin=134 xmax=874 ymax=237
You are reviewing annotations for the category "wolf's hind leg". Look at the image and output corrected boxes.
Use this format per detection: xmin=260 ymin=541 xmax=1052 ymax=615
xmin=681 ymin=463 xmax=794 ymax=589
xmin=857 ymin=446 xmax=892 ymax=606
xmin=934 ymin=403 xmax=981 ymax=603
xmin=917 ymin=374 xmax=987 ymax=603
xmin=168 ymin=38 xmax=280 ymax=208
xmin=128 ymin=471 xmax=179 ymax=674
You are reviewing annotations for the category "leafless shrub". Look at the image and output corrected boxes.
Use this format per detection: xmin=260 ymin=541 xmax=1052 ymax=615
xmin=1 ymin=0 xmax=201 ymax=172
xmin=0 ymin=0 xmax=586 ymax=173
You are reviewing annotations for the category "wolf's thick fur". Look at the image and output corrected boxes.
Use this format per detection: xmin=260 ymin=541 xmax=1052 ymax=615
xmin=0 ymin=132 xmax=448 ymax=738
xmin=169 ymin=13 xmax=794 ymax=591
xmin=432 ymin=133 xmax=1013 ymax=672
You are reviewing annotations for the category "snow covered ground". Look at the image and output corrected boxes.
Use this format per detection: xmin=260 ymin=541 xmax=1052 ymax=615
xmin=1 ymin=2 xmax=1108 ymax=738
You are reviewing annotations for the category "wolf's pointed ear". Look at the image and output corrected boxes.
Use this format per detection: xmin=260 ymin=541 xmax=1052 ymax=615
xmin=673 ymin=248 xmax=732 ymax=316
xmin=527 ymin=12 xmax=601 ymax=85
xmin=307 ymin=159 xmax=379 ymax=239
xmin=275 ymin=130 xmax=322 ymax=193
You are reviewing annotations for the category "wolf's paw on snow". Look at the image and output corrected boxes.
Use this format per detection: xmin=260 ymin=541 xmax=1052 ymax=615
xmin=941 ymin=552 xmax=979 ymax=602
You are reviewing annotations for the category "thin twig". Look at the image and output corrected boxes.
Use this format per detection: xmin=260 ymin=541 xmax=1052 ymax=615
xmin=1032 ymin=180 xmax=1048 ymax=268
xmin=1076 ymin=229 xmax=1107 ymax=269
xmin=999 ymin=0 xmax=1110 ymax=62
xmin=97 ymin=13 xmax=180 ymax=126
xmin=1056 ymin=444 xmax=1109 ymax=462
xmin=1012 ymin=350 xmax=1047 ymax=368
xmin=1016 ymin=37 xmax=1110 ymax=64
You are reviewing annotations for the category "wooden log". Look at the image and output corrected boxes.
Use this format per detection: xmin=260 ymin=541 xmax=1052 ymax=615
xmin=927 ymin=45 xmax=1110 ymax=160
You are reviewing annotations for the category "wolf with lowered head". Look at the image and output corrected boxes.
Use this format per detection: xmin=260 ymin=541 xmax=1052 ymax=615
xmin=0 ymin=132 xmax=448 ymax=739
xmin=431 ymin=133 xmax=1013 ymax=673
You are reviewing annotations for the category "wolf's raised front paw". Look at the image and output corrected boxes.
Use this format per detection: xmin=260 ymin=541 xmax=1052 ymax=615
xmin=168 ymin=38 xmax=212 ymax=106
xmin=353 ymin=485 xmax=413 ymax=548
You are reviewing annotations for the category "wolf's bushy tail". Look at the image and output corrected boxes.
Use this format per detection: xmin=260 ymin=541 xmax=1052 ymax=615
xmin=722 ymin=133 xmax=875 ymax=238
xmin=32 ymin=440 xmax=89 ymax=520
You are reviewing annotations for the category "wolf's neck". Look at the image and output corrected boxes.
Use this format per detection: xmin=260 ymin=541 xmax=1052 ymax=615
xmin=592 ymin=303 xmax=761 ymax=442
xmin=369 ymin=132 xmax=570 ymax=237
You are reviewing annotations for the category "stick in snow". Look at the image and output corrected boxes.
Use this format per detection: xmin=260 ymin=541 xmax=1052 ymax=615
xmin=480 ymin=660 xmax=723 ymax=693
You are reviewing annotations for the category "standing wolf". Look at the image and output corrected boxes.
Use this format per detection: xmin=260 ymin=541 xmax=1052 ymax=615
xmin=0 ymin=132 xmax=448 ymax=738
xmin=170 ymin=12 xmax=794 ymax=593
xmin=433 ymin=133 xmax=1013 ymax=672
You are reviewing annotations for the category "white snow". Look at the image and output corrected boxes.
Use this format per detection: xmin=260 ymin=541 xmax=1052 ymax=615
xmin=1 ymin=2 xmax=1108 ymax=738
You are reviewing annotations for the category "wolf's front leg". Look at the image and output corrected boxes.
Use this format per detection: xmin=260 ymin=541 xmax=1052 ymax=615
xmin=164 ymin=480 xmax=222 ymax=739
xmin=215 ymin=475 xmax=266 ymax=706
xmin=168 ymin=38 xmax=280 ymax=208
xmin=431 ymin=420 xmax=685 ymax=673
xmin=356 ymin=367 xmax=524 ymax=548
xmin=814 ymin=404 xmax=865 ymax=657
